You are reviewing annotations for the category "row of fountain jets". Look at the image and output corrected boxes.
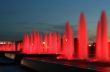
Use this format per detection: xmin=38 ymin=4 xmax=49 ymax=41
xmin=18 ymin=11 xmax=110 ymax=61
xmin=11 ymin=10 xmax=110 ymax=61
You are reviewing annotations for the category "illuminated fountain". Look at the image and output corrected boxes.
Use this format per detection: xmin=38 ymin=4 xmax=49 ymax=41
xmin=43 ymin=32 xmax=61 ymax=54
xmin=23 ymin=33 xmax=30 ymax=54
xmin=0 ymin=41 xmax=16 ymax=51
xmin=48 ymin=32 xmax=53 ymax=54
xmin=57 ymin=21 xmax=74 ymax=60
xmin=2 ymin=10 xmax=110 ymax=72
xmin=22 ymin=22 xmax=72 ymax=56
xmin=96 ymin=21 xmax=101 ymax=60
xmin=32 ymin=32 xmax=37 ymax=54
xmin=29 ymin=31 xmax=39 ymax=54
xmin=35 ymin=32 xmax=41 ymax=54
xmin=22 ymin=32 xmax=39 ymax=54
xmin=77 ymin=12 xmax=88 ymax=60
xmin=24 ymin=32 xmax=44 ymax=54
xmin=17 ymin=42 xmax=22 ymax=51
xmin=100 ymin=11 xmax=109 ymax=61
xmin=96 ymin=11 xmax=109 ymax=61
xmin=20 ymin=10 xmax=110 ymax=62
xmin=57 ymin=32 xmax=61 ymax=54
xmin=29 ymin=32 xmax=33 ymax=53
xmin=52 ymin=32 xmax=58 ymax=54
xmin=37 ymin=32 xmax=43 ymax=54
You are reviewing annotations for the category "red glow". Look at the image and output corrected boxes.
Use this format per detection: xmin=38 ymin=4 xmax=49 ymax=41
xmin=52 ymin=32 xmax=58 ymax=54
xmin=78 ymin=12 xmax=88 ymax=60
xmin=38 ymin=33 xmax=43 ymax=54
xmin=100 ymin=11 xmax=109 ymax=61
xmin=57 ymin=32 xmax=61 ymax=54
xmin=23 ymin=33 xmax=30 ymax=54
xmin=22 ymin=32 xmax=45 ymax=54
xmin=0 ymin=42 xmax=16 ymax=51
xmin=96 ymin=21 xmax=101 ymax=60
xmin=17 ymin=42 xmax=22 ymax=51
xmin=43 ymin=33 xmax=48 ymax=53
xmin=33 ymin=32 xmax=38 ymax=54
xmin=96 ymin=11 xmax=109 ymax=61
xmin=43 ymin=32 xmax=61 ymax=54
xmin=57 ymin=21 xmax=74 ymax=60
xmin=20 ymin=11 xmax=110 ymax=62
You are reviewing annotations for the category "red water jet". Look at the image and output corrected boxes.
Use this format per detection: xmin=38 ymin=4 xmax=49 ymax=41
xmin=96 ymin=21 xmax=101 ymax=60
xmin=57 ymin=32 xmax=61 ymax=54
xmin=57 ymin=21 xmax=74 ymax=60
xmin=97 ymin=11 xmax=109 ymax=61
xmin=23 ymin=33 xmax=30 ymax=54
xmin=78 ymin=12 xmax=88 ymax=60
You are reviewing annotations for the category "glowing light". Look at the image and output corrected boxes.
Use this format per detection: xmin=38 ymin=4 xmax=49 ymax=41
xmin=43 ymin=42 xmax=45 ymax=44
xmin=22 ymin=33 xmax=30 ymax=54
xmin=19 ymin=10 xmax=110 ymax=62
xmin=0 ymin=41 xmax=16 ymax=51
xmin=78 ymin=12 xmax=88 ymax=60
xmin=96 ymin=21 xmax=101 ymax=61
xmin=96 ymin=10 xmax=109 ymax=61
xmin=32 ymin=43 xmax=33 ymax=46
xmin=57 ymin=21 xmax=74 ymax=60
xmin=65 ymin=39 xmax=67 ymax=42
xmin=88 ymin=44 xmax=91 ymax=47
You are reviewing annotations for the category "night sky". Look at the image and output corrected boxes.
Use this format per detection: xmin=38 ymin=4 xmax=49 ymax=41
xmin=0 ymin=0 xmax=110 ymax=41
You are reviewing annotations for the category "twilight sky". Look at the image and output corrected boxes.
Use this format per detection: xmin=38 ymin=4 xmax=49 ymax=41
xmin=0 ymin=0 xmax=110 ymax=41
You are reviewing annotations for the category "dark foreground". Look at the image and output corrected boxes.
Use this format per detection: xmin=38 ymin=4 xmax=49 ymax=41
xmin=0 ymin=57 xmax=96 ymax=72
xmin=1 ymin=53 xmax=110 ymax=72
xmin=0 ymin=57 xmax=38 ymax=72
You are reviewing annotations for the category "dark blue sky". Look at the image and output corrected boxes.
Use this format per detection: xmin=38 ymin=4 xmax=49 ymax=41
xmin=0 ymin=0 xmax=110 ymax=41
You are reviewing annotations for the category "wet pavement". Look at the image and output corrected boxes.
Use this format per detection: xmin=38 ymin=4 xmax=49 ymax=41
xmin=22 ymin=57 xmax=110 ymax=72
xmin=21 ymin=57 xmax=99 ymax=72
xmin=2 ymin=55 xmax=110 ymax=72
xmin=0 ymin=57 xmax=37 ymax=72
